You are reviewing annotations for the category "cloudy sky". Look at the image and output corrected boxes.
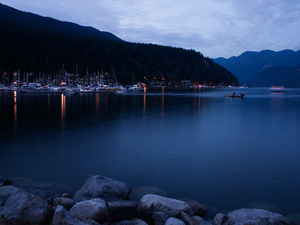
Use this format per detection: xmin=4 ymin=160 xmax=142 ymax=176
xmin=2 ymin=0 xmax=300 ymax=58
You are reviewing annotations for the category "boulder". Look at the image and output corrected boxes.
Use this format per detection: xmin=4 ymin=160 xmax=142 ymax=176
xmin=179 ymin=211 xmax=204 ymax=225
xmin=69 ymin=198 xmax=110 ymax=224
xmin=214 ymin=208 xmax=295 ymax=225
xmin=137 ymin=194 xmax=193 ymax=222
xmin=165 ymin=217 xmax=186 ymax=225
xmin=213 ymin=213 xmax=227 ymax=225
xmin=53 ymin=197 xmax=76 ymax=211
xmin=73 ymin=175 xmax=131 ymax=202
xmin=111 ymin=218 xmax=148 ymax=225
xmin=180 ymin=198 xmax=208 ymax=216
xmin=52 ymin=205 xmax=89 ymax=225
xmin=108 ymin=200 xmax=138 ymax=222
xmin=0 ymin=186 xmax=53 ymax=225
xmin=0 ymin=185 xmax=21 ymax=204
xmin=152 ymin=211 xmax=169 ymax=225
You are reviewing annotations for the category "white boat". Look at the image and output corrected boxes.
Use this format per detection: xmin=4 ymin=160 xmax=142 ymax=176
xmin=20 ymin=83 xmax=43 ymax=92
xmin=71 ymin=85 xmax=81 ymax=92
xmin=54 ymin=86 xmax=67 ymax=92
xmin=96 ymin=85 xmax=107 ymax=91
xmin=10 ymin=85 xmax=19 ymax=91
xmin=268 ymin=86 xmax=285 ymax=92
xmin=0 ymin=85 xmax=11 ymax=91
xmin=128 ymin=83 xmax=144 ymax=91
xmin=79 ymin=87 xmax=92 ymax=92
xmin=117 ymin=86 xmax=128 ymax=93
xmin=64 ymin=88 xmax=75 ymax=94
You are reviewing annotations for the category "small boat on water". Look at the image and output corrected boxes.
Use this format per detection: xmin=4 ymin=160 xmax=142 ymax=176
xmin=225 ymin=92 xmax=245 ymax=98
xmin=268 ymin=86 xmax=285 ymax=92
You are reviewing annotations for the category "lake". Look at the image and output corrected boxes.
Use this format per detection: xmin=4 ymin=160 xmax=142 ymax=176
xmin=1 ymin=87 xmax=300 ymax=219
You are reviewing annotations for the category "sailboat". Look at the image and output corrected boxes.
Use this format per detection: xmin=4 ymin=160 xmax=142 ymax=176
xmin=96 ymin=71 xmax=107 ymax=91
xmin=128 ymin=76 xmax=144 ymax=91
xmin=106 ymin=67 xmax=119 ymax=90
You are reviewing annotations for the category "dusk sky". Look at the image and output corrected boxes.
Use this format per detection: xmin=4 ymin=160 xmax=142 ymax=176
xmin=2 ymin=0 xmax=300 ymax=58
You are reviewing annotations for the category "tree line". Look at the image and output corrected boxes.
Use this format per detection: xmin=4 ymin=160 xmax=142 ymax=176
xmin=0 ymin=17 xmax=239 ymax=86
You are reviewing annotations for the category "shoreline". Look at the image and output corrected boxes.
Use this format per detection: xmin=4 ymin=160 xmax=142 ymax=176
xmin=0 ymin=175 xmax=298 ymax=225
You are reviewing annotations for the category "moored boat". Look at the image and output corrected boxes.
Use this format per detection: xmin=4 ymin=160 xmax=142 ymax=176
xmin=225 ymin=92 xmax=245 ymax=98
xmin=268 ymin=86 xmax=285 ymax=92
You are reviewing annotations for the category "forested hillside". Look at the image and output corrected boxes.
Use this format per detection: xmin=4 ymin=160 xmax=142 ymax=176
xmin=244 ymin=63 xmax=300 ymax=88
xmin=0 ymin=3 xmax=238 ymax=86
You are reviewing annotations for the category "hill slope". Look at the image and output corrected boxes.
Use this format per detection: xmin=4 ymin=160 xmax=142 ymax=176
xmin=0 ymin=3 xmax=238 ymax=86
xmin=0 ymin=3 xmax=122 ymax=41
xmin=213 ymin=49 xmax=300 ymax=86
xmin=244 ymin=63 xmax=300 ymax=88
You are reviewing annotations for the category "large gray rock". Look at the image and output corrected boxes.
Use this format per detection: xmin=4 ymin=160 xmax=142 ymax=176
xmin=180 ymin=198 xmax=208 ymax=217
xmin=69 ymin=198 xmax=110 ymax=224
xmin=0 ymin=186 xmax=53 ymax=225
xmin=73 ymin=175 xmax=131 ymax=202
xmin=137 ymin=194 xmax=193 ymax=222
xmin=213 ymin=213 xmax=227 ymax=225
xmin=214 ymin=208 xmax=295 ymax=225
xmin=108 ymin=200 xmax=138 ymax=222
xmin=165 ymin=217 xmax=186 ymax=225
xmin=152 ymin=211 xmax=169 ymax=225
xmin=0 ymin=185 xmax=20 ymax=204
xmin=52 ymin=205 xmax=89 ymax=225
xmin=179 ymin=211 xmax=204 ymax=225
xmin=53 ymin=197 xmax=76 ymax=211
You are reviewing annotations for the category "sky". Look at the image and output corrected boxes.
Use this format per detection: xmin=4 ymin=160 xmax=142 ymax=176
xmin=1 ymin=0 xmax=300 ymax=58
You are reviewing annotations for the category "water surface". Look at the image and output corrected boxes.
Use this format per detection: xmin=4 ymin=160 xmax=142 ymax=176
xmin=1 ymin=87 xmax=300 ymax=218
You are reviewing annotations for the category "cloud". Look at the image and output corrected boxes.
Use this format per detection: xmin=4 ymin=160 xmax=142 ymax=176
xmin=1 ymin=0 xmax=300 ymax=58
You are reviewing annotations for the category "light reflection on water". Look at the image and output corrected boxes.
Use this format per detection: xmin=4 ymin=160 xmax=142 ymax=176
xmin=1 ymin=88 xmax=300 ymax=218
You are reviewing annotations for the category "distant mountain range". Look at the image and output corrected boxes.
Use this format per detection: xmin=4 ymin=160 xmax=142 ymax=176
xmin=0 ymin=3 xmax=238 ymax=86
xmin=213 ymin=50 xmax=300 ymax=88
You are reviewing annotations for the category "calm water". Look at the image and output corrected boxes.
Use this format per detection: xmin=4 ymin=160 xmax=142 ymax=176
xmin=1 ymin=88 xmax=300 ymax=218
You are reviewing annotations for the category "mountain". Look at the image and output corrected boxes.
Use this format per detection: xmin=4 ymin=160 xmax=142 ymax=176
xmin=213 ymin=49 xmax=300 ymax=87
xmin=0 ymin=3 xmax=122 ymax=41
xmin=244 ymin=63 xmax=300 ymax=88
xmin=0 ymin=3 xmax=238 ymax=86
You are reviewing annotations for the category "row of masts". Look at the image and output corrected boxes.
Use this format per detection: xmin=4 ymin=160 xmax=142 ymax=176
xmin=11 ymin=67 xmax=110 ymax=87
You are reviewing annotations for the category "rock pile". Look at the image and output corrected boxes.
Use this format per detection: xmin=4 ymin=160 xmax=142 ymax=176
xmin=0 ymin=175 xmax=296 ymax=225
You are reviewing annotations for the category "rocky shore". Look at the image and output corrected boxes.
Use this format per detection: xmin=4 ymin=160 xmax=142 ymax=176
xmin=0 ymin=175 xmax=297 ymax=225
